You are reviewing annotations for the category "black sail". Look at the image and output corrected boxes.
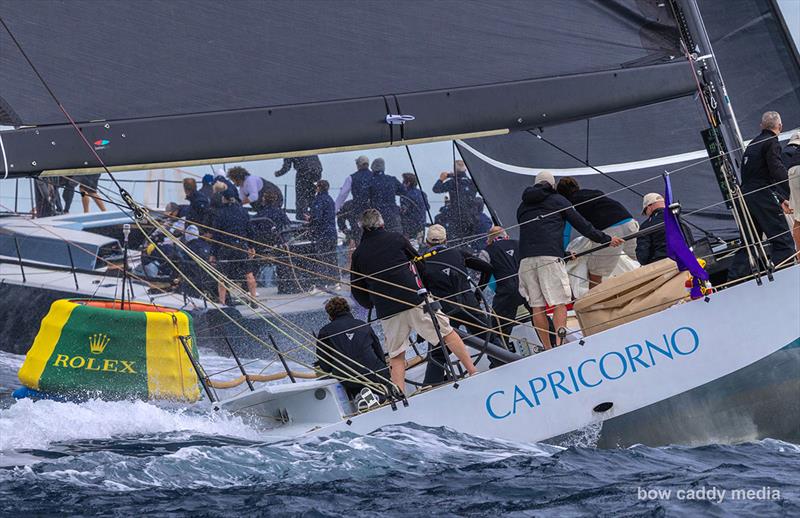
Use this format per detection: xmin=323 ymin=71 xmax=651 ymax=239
xmin=0 ymin=0 xmax=693 ymax=176
xmin=459 ymin=0 xmax=800 ymax=241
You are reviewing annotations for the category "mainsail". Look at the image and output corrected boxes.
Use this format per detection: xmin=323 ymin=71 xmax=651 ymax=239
xmin=0 ymin=0 xmax=694 ymax=176
xmin=458 ymin=0 xmax=800 ymax=240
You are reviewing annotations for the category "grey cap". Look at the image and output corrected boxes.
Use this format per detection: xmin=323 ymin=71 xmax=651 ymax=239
xmin=371 ymin=158 xmax=385 ymax=173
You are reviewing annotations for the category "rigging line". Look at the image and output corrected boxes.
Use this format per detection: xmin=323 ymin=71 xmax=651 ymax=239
xmin=0 ymin=131 xmax=8 ymax=180
xmin=141 ymin=215 xmax=395 ymax=393
xmin=526 ymin=129 xmax=718 ymax=240
xmin=404 ymin=145 xmax=434 ymax=224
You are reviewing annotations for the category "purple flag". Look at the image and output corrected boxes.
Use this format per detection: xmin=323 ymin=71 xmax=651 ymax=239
xmin=664 ymin=174 xmax=709 ymax=299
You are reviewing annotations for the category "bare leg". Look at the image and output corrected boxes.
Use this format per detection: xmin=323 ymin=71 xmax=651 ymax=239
xmin=81 ymin=188 xmax=90 ymax=213
xmin=389 ymin=355 xmax=406 ymax=394
xmin=793 ymin=221 xmax=800 ymax=256
xmin=552 ymin=304 xmax=567 ymax=345
xmin=90 ymin=192 xmax=107 ymax=212
xmin=531 ymin=306 xmax=551 ymax=350
xmin=442 ymin=330 xmax=478 ymax=375
xmin=588 ymin=272 xmax=602 ymax=289
xmin=245 ymin=272 xmax=258 ymax=298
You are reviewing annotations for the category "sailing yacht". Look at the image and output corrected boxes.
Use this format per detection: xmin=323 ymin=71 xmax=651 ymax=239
xmin=0 ymin=0 xmax=798 ymax=448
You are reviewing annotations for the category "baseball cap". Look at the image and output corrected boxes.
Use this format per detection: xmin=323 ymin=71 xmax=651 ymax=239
xmin=642 ymin=192 xmax=664 ymax=214
xmin=426 ymin=224 xmax=447 ymax=244
xmin=535 ymin=171 xmax=555 ymax=189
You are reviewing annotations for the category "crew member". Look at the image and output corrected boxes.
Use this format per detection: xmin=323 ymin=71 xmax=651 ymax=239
xmin=253 ymin=189 xmax=291 ymax=248
xmin=636 ymin=193 xmax=693 ymax=265
xmin=307 ymin=180 xmax=338 ymax=286
xmin=782 ymin=131 xmax=800 ymax=253
xmin=399 ymin=173 xmax=429 ymax=242
xmin=227 ymin=166 xmax=283 ymax=211
xmin=479 ymin=226 xmax=528 ymax=352
xmin=517 ymin=171 xmax=623 ymax=349
xmin=77 ymin=174 xmax=107 ymax=213
xmin=557 ymin=177 xmax=638 ymax=287
xmin=420 ymin=224 xmax=493 ymax=384
xmin=209 ymin=189 xmax=257 ymax=305
xmin=350 ymin=209 xmax=478 ymax=393
xmin=275 ymin=155 xmax=323 ymax=218
xmin=368 ymin=158 xmax=404 ymax=232
xmin=729 ymin=111 xmax=795 ymax=279
xmin=432 ymin=160 xmax=478 ymax=241
xmin=335 ymin=155 xmax=373 ymax=243
xmin=183 ymin=178 xmax=210 ymax=226
xmin=316 ymin=297 xmax=389 ymax=399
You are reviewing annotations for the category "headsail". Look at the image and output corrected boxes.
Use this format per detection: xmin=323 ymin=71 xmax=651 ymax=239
xmin=459 ymin=0 xmax=800 ymax=240
xmin=0 ymin=0 xmax=694 ymax=176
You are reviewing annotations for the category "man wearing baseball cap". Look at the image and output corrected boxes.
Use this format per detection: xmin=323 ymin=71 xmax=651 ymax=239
xmin=636 ymin=193 xmax=693 ymax=265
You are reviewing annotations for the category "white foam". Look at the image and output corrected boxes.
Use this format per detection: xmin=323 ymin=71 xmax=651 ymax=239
xmin=0 ymin=398 xmax=263 ymax=451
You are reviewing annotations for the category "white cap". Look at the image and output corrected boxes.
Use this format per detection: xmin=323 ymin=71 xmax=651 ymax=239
xmin=426 ymin=224 xmax=447 ymax=244
xmin=789 ymin=131 xmax=800 ymax=146
xmin=642 ymin=192 xmax=665 ymax=214
xmin=535 ymin=171 xmax=555 ymax=189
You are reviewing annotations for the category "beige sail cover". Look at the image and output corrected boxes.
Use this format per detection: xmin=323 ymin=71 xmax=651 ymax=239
xmin=573 ymin=259 xmax=688 ymax=336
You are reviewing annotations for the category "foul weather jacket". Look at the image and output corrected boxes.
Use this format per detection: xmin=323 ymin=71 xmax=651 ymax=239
xmin=351 ymin=228 xmax=424 ymax=319
xmin=741 ymin=129 xmax=790 ymax=202
xmin=317 ymin=312 xmax=389 ymax=396
xmin=516 ymin=183 xmax=610 ymax=259
xmin=369 ymin=172 xmax=404 ymax=232
xmin=635 ymin=207 xmax=693 ymax=266
xmin=566 ymin=189 xmax=632 ymax=230
xmin=308 ymin=192 xmax=337 ymax=243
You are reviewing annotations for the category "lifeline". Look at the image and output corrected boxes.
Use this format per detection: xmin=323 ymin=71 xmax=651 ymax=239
xmin=485 ymin=326 xmax=700 ymax=419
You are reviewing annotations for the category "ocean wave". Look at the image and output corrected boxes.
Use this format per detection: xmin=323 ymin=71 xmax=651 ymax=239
xmin=0 ymin=398 xmax=263 ymax=452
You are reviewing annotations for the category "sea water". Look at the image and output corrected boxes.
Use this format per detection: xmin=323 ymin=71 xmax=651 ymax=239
xmin=1 ymin=349 xmax=798 ymax=517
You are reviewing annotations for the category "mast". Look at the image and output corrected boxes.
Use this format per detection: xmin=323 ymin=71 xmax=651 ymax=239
xmin=670 ymin=0 xmax=771 ymax=280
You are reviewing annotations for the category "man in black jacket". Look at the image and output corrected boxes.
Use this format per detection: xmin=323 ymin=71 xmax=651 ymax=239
xmin=350 ymin=209 xmax=477 ymax=393
xmin=209 ymin=192 xmax=257 ymax=305
xmin=479 ymin=226 xmax=528 ymax=351
xmin=432 ymin=160 xmax=478 ymax=242
xmin=557 ymin=177 xmax=638 ymax=287
xmin=636 ymin=193 xmax=694 ymax=265
xmin=420 ymin=224 xmax=493 ymax=384
xmin=517 ymin=171 xmax=623 ymax=350
xmin=316 ymin=297 xmax=389 ymax=399
xmin=781 ymin=131 xmax=800 ymax=252
xmin=275 ymin=155 xmax=323 ymax=218
xmin=729 ymin=111 xmax=795 ymax=280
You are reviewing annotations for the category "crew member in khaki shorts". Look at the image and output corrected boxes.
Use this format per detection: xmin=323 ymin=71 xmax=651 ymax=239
xmin=381 ymin=303 xmax=453 ymax=359
xmin=518 ymin=256 xmax=572 ymax=308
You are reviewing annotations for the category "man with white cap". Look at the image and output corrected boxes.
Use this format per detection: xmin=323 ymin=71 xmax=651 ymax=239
xmin=636 ymin=192 xmax=693 ymax=266
xmin=781 ymin=131 xmax=800 ymax=253
xmin=516 ymin=171 xmax=623 ymax=350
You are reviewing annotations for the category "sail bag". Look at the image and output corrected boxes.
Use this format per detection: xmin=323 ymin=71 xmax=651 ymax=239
xmin=573 ymin=259 xmax=687 ymax=336
xmin=17 ymin=299 xmax=201 ymax=401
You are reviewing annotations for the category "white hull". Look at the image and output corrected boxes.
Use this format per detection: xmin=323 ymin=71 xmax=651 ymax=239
xmin=218 ymin=265 xmax=800 ymax=445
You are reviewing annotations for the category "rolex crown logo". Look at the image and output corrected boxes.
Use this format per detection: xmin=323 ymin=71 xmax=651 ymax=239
xmin=89 ymin=333 xmax=111 ymax=354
